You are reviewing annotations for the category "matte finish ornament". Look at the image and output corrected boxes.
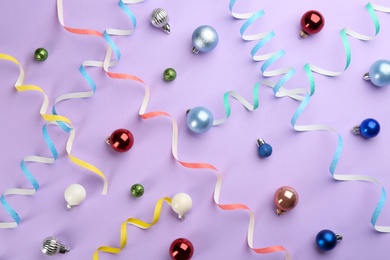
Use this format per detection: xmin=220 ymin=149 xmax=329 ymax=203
xmin=316 ymin=229 xmax=342 ymax=251
xmin=34 ymin=48 xmax=48 ymax=61
xmin=351 ymin=118 xmax=380 ymax=138
xmin=186 ymin=107 xmax=214 ymax=134
xmin=363 ymin=59 xmax=390 ymax=87
xmin=300 ymin=10 xmax=325 ymax=38
xmin=150 ymin=8 xmax=170 ymax=33
xmin=171 ymin=193 xmax=192 ymax=221
xmin=107 ymin=129 xmax=134 ymax=152
xmin=257 ymin=139 xmax=272 ymax=158
xmin=41 ymin=237 xmax=70 ymax=256
xmin=274 ymin=186 xmax=299 ymax=215
xmin=164 ymin=68 xmax=177 ymax=81
xmin=191 ymin=25 xmax=219 ymax=54
xmin=64 ymin=184 xmax=86 ymax=209
xmin=130 ymin=183 xmax=144 ymax=197
xmin=169 ymin=238 xmax=194 ymax=260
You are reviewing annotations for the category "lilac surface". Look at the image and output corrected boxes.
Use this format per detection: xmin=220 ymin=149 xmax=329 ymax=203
xmin=0 ymin=0 xmax=390 ymax=259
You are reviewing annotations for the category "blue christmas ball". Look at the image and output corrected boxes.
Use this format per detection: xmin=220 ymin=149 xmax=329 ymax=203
xmin=191 ymin=25 xmax=219 ymax=54
xmin=258 ymin=143 xmax=272 ymax=158
xmin=316 ymin=229 xmax=340 ymax=251
xmin=360 ymin=118 xmax=380 ymax=138
xmin=368 ymin=60 xmax=390 ymax=87
xmin=186 ymin=107 xmax=214 ymax=134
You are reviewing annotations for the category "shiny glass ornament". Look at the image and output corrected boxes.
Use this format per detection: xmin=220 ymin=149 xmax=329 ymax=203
xmin=169 ymin=238 xmax=194 ymax=260
xmin=34 ymin=48 xmax=48 ymax=61
xmin=316 ymin=229 xmax=342 ymax=251
xmin=130 ymin=183 xmax=144 ymax=197
xmin=351 ymin=118 xmax=380 ymax=138
xmin=300 ymin=10 xmax=325 ymax=38
xmin=41 ymin=237 xmax=70 ymax=256
xmin=164 ymin=68 xmax=177 ymax=81
xmin=273 ymin=186 xmax=299 ymax=215
xmin=150 ymin=8 xmax=170 ymax=33
xmin=171 ymin=193 xmax=192 ymax=221
xmin=363 ymin=60 xmax=390 ymax=87
xmin=191 ymin=25 xmax=218 ymax=54
xmin=256 ymin=139 xmax=272 ymax=158
xmin=64 ymin=184 xmax=86 ymax=209
xmin=186 ymin=107 xmax=214 ymax=134
xmin=106 ymin=129 xmax=134 ymax=152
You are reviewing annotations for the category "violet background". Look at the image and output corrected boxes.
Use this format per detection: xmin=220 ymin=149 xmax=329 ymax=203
xmin=0 ymin=0 xmax=390 ymax=259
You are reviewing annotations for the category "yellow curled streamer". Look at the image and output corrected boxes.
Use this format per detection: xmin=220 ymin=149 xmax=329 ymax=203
xmin=0 ymin=53 xmax=108 ymax=194
xmin=93 ymin=197 xmax=172 ymax=259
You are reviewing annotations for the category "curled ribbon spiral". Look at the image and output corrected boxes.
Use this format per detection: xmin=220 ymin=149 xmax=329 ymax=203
xmin=93 ymin=197 xmax=172 ymax=259
xmin=0 ymin=54 xmax=71 ymax=228
xmin=287 ymin=68 xmax=390 ymax=232
xmin=89 ymin=42 xmax=291 ymax=257
xmin=54 ymin=0 xmax=140 ymax=194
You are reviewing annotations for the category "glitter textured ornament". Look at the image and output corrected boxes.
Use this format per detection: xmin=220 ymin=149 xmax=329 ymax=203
xmin=169 ymin=238 xmax=194 ymax=260
xmin=130 ymin=184 xmax=144 ymax=197
xmin=300 ymin=10 xmax=325 ymax=38
xmin=164 ymin=68 xmax=177 ymax=81
xmin=34 ymin=48 xmax=48 ymax=61
xmin=256 ymin=139 xmax=272 ymax=158
xmin=191 ymin=25 xmax=219 ymax=54
xmin=351 ymin=118 xmax=380 ymax=138
xmin=64 ymin=184 xmax=86 ymax=209
xmin=274 ymin=186 xmax=299 ymax=215
xmin=363 ymin=60 xmax=390 ymax=87
xmin=41 ymin=237 xmax=70 ymax=256
xmin=150 ymin=8 xmax=170 ymax=33
xmin=316 ymin=229 xmax=342 ymax=251
xmin=106 ymin=129 xmax=134 ymax=152
xmin=186 ymin=107 xmax=214 ymax=134
xmin=171 ymin=193 xmax=192 ymax=221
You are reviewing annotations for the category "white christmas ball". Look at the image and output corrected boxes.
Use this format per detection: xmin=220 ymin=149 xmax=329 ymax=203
xmin=64 ymin=184 xmax=86 ymax=208
xmin=171 ymin=193 xmax=192 ymax=217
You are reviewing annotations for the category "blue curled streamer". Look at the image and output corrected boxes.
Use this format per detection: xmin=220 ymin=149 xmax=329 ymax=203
xmin=53 ymin=0 xmax=136 ymax=128
xmin=229 ymin=0 xmax=296 ymax=95
xmin=287 ymin=66 xmax=389 ymax=232
xmin=1 ymin=123 xmax=58 ymax=226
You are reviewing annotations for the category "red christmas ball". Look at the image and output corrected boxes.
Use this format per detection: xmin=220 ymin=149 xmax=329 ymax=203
xmin=169 ymin=238 xmax=194 ymax=260
xmin=108 ymin=129 xmax=134 ymax=152
xmin=300 ymin=10 xmax=325 ymax=38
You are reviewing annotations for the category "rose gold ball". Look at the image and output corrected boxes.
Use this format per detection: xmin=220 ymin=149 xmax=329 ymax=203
xmin=273 ymin=186 xmax=299 ymax=215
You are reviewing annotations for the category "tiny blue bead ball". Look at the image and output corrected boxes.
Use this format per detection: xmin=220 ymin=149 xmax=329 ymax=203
xmin=369 ymin=60 xmax=390 ymax=87
xmin=186 ymin=106 xmax=214 ymax=134
xmin=360 ymin=118 xmax=380 ymax=138
xmin=258 ymin=143 xmax=272 ymax=158
xmin=192 ymin=25 xmax=219 ymax=53
xmin=316 ymin=230 xmax=338 ymax=251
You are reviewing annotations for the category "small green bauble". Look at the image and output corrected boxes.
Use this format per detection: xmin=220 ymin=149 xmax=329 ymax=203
xmin=130 ymin=184 xmax=144 ymax=197
xmin=163 ymin=68 xmax=177 ymax=81
xmin=34 ymin=48 xmax=48 ymax=61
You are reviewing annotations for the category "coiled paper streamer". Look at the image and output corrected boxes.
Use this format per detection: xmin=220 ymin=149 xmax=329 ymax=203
xmin=293 ymin=68 xmax=389 ymax=232
xmin=307 ymin=3 xmax=390 ymax=76
xmin=54 ymin=0 xmax=140 ymax=193
xmin=90 ymin=42 xmax=291 ymax=257
xmin=0 ymin=54 xmax=71 ymax=228
xmin=93 ymin=197 xmax=171 ymax=259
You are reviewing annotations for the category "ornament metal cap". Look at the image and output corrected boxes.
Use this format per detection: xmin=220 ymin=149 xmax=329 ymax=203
xmin=41 ymin=236 xmax=69 ymax=256
xmin=150 ymin=8 xmax=170 ymax=33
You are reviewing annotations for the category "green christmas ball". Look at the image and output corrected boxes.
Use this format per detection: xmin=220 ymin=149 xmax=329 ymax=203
xmin=163 ymin=68 xmax=177 ymax=81
xmin=130 ymin=184 xmax=144 ymax=197
xmin=34 ymin=48 xmax=48 ymax=61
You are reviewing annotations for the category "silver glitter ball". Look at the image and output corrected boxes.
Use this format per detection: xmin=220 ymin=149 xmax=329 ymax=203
xmin=191 ymin=25 xmax=219 ymax=54
xmin=150 ymin=8 xmax=170 ymax=33
xmin=41 ymin=236 xmax=70 ymax=256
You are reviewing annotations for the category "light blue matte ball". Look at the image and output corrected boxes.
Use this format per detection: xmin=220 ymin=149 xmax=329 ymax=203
xmin=192 ymin=25 xmax=219 ymax=53
xmin=186 ymin=106 xmax=214 ymax=134
xmin=369 ymin=59 xmax=390 ymax=87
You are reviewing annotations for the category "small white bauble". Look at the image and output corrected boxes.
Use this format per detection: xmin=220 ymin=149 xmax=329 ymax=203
xmin=64 ymin=184 xmax=86 ymax=209
xmin=171 ymin=193 xmax=192 ymax=221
